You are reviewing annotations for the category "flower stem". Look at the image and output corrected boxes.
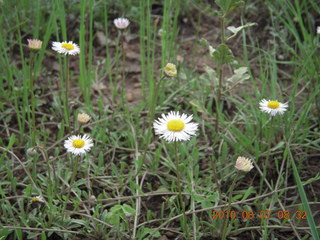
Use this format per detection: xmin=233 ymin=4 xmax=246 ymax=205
xmin=174 ymin=141 xmax=189 ymax=238
xmin=141 ymin=75 xmax=165 ymax=166
xmin=65 ymin=55 xmax=70 ymax=132
xmin=119 ymin=31 xmax=128 ymax=107
xmin=121 ymin=31 xmax=125 ymax=85
xmin=215 ymin=15 xmax=226 ymax=133
xmin=29 ymin=52 xmax=36 ymax=146
xmin=221 ymin=171 xmax=240 ymax=240
xmin=211 ymin=156 xmax=222 ymax=199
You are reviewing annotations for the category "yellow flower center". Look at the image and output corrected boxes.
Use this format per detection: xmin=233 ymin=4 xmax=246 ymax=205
xmin=61 ymin=43 xmax=75 ymax=50
xmin=31 ymin=197 xmax=39 ymax=202
xmin=72 ymin=139 xmax=85 ymax=148
xmin=167 ymin=120 xmax=185 ymax=132
xmin=267 ymin=101 xmax=280 ymax=109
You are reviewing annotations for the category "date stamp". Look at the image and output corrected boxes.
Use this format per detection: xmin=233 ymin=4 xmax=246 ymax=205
xmin=212 ymin=210 xmax=307 ymax=220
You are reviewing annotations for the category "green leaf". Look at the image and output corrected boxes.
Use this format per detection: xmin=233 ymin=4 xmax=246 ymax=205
xmin=226 ymin=67 xmax=250 ymax=87
xmin=241 ymin=186 xmax=255 ymax=201
xmin=227 ymin=23 xmax=257 ymax=41
xmin=212 ymin=44 xmax=234 ymax=65
xmin=7 ymin=134 xmax=16 ymax=150
xmin=122 ymin=204 xmax=136 ymax=215
xmin=193 ymin=194 xmax=206 ymax=202
xmin=290 ymin=152 xmax=320 ymax=240
xmin=232 ymin=194 xmax=242 ymax=201
xmin=190 ymin=100 xmax=207 ymax=114
xmin=129 ymin=181 xmax=144 ymax=194
xmin=200 ymin=38 xmax=215 ymax=57
xmin=138 ymin=227 xmax=161 ymax=240
xmin=24 ymin=184 xmax=33 ymax=197
xmin=41 ymin=232 xmax=47 ymax=240
xmin=15 ymin=229 xmax=22 ymax=240
xmin=215 ymin=0 xmax=245 ymax=14
xmin=110 ymin=205 xmax=122 ymax=214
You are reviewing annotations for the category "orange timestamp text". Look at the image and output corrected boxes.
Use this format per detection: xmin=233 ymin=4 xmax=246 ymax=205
xmin=212 ymin=210 xmax=307 ymax=220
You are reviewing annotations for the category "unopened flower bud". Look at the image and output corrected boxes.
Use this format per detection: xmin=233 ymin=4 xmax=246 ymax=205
xmin=235 ymin=156 xmax=253 ymax=172
xmin=114 ymin=18 xmax=130 ymax=30
xmin=164 ymin=63 xmax=177 ymax=77
xmin=77 ymin=113 xmax=91 ymax=124
xmin=26 ymin=147 xmax=37 ymax=157
xmin=27 ymin=39 xmax=42 ymax=50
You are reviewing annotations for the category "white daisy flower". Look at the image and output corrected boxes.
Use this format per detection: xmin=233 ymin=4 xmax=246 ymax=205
xmin=153 ymin=111 xmax=199 ymax=142
xmin=52 ymin=41 xmax=80 ymax=55
xmin=114 ymin=17 xmax=130 ymax=30
xmin=31 ymin=195 xmax=44 ymax=203
xmin=317 ymin=26 xmax=320 ymax=35
xmin=64 ymin=134 xmax=93 ymax=156
xmin=259 ymin=99 xmax=288 ymax=116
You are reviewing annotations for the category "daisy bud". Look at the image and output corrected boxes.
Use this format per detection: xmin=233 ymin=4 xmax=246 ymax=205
xmin=88 ymin=195 xmax=97 ymax=204
xmin=77 ymin=113 xmax=91 ymax=124
xmin=114 ymin=18 xmax=130 ymax=30
xmin=164 ymin=63 xmax=177 ymax=77
xmin=235 ymin=156 xmax=254 ymax=172
xmin=26 ymin=147 xmax=37 ymax=157
xmin=27 ymin=39 xmax=42 ymax=50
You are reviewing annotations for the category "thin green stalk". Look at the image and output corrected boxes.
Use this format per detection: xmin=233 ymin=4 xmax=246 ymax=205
xmin=139 ymin=0 xmax=146 ymax=100
xmin=288 ymin=146 xmax=319 ymax=240
xmin=86 ymin=0 xmax=93 ymax=105
xmin=173 ymin=141 xmax=189 ymax=238
xmin=79 ymin=0 xmax=88 ymax=96
xmin=215 ymin=62 xmax=223 ymax=132
xmin=103 ymin=4 xmax=114 ymax=102
xmin=37 ymin=146 xmax=54 ymax=225
xmin=119 ymin=30 xmax=127 ymax=107
xmin=65 ymin=55 xmax=70 ymax=132
xmin=191 ymin=156 xmax=197 ymax=240
xmin=221 ymin=171 xmax=241 ymax=240
xmin=141 ymin=75 xmax=165 ymax=168
xmin=260 ymin=117 xmax=274 ymax=194
xmin=121 ymin=31 xmax=125 ymax=84
xmin=211 ymin=155 xmax=222 ymax=199
xmin=215 ymin=15 xmax=226 ymax=133
xmin=29 ymin=52 xmax=36 ymax=146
